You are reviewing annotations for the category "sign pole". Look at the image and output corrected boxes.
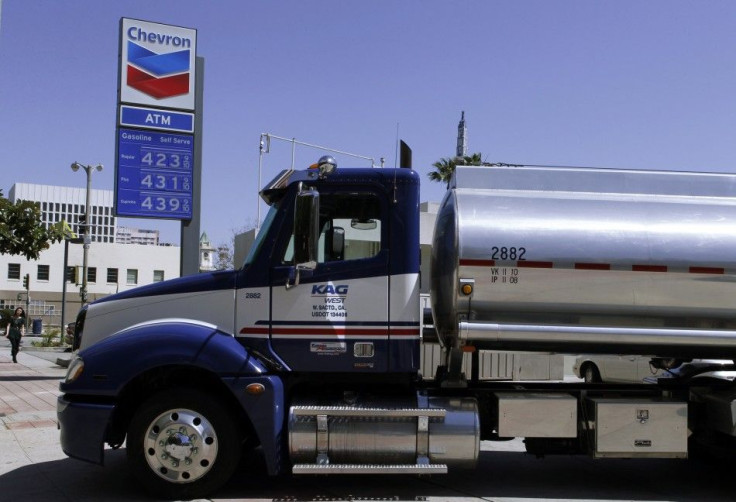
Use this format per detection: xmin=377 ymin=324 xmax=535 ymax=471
xmin=180 ymin=56 xmax=204 ymax=276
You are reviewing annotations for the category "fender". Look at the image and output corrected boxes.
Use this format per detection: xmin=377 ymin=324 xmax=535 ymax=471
xmin=61 ymin=319 xmax=268 ymax=396
xmin=59 ymin=319 xmax=286 ymax=471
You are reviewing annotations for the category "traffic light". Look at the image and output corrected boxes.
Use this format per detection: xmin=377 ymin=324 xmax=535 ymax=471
xmin=22 ymin=273 xmax=29 ymax=290
xmin=78 ymin=213 xmax=87 ymax=233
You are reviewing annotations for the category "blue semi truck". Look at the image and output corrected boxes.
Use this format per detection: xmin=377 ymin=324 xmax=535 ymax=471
xmin=59 ymin=159 xmax=736 ymax=498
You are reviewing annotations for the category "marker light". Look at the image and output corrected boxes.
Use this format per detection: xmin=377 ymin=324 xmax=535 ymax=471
xmin=245 ymin=383 xmax=266 ymax=395
xmin=309 ymin=155 xmax=337 ymax=177
xmin=461 ymin=283 xmax=473 ymax=296
xmin=64 ymin=356 xmax=85 ymax=384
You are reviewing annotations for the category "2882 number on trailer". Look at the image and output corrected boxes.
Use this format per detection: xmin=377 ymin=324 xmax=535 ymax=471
xmin=491 ymin=246 xmax=527 ymax=261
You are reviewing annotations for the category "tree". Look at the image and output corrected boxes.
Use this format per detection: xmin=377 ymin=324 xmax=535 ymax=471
xmin=428 ymin=153 xmax=485 ymax=187
xmin=0 ymin=189 xmax=65 ymax=260
xmin=214 ymin=244 xmax=233 ymax=271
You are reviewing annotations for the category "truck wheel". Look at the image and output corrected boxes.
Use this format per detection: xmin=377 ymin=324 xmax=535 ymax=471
xmin=127 ymin=388 xmax=242 ymax=499
xmin=583 ymin=364 xmax=601 ymax=383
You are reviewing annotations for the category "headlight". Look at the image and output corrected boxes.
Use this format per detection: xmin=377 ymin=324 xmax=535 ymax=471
xmin=64 ymin=356 xmax=85 ymax=384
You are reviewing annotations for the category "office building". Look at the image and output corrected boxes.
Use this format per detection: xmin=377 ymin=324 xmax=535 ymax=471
xmin=10 ymin=183 xmax=117 ymax=243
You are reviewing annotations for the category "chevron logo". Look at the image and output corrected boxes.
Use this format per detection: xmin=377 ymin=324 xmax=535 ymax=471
xmin=126 ymin=41 xmax=190 ymax=99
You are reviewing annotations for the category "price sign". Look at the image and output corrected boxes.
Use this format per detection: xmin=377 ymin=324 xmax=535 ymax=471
xmin=115 ymin=128 xmax=194 ymax=219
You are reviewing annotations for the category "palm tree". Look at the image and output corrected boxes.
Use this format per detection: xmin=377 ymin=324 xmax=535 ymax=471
xmin=428 ymin=152 xmax=485 ymax=187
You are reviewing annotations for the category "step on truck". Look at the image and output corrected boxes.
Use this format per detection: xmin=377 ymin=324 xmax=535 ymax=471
xmin=58 ymin=157 xmax=736 ymax=499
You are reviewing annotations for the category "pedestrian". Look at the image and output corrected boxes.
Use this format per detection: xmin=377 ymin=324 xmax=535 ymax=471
xmin=5 ymin=307 xmax=25 ymax=363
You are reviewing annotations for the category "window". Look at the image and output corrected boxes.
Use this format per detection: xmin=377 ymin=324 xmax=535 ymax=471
xmin=8 ymin=263 xmax=20 ymax=280
xmin=127 ymin=269 xmax=138 ymax=285
xmin=153 ymin=270 xmax=165 ymax=282
xmin=87 ymin=267 xmax=97 ymax=283
xmin=37 ymin=264 xmax=50 ymax=281
xmin=282 ymin=193 xmax=382 ymax=264
xmin=107 ymin=268 xmax=118 ymax=283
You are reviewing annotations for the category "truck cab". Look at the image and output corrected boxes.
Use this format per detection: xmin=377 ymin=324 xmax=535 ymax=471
xmin=58 ymin=163 xmax=438 ymax=500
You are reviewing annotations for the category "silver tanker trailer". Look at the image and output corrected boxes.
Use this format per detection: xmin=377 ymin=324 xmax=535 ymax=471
xmin=426 ymin=165 xmax=736 ymax=459
xmin=433 ymin=166 xmax=736 ymax=363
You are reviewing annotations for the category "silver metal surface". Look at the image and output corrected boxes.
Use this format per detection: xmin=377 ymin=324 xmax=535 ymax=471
xmin=291 ymin=405 xmax=446 ymax=418
xmin=289 ymin=395 xmax=479 ymax=469
xmin=585 ymin=398 xmax=688 ymax=458
xmin=460 ymin=322 xmax=736 ymax=359
xmin=291 ymin=463 xmax=448 ymax=474
xmin=431 ymin=165 xmax=736 ymax=358
xmin=495 ymin=392 xmax=577 ymax=438
xmin=142 ymin=407 xmax=219 ymax=484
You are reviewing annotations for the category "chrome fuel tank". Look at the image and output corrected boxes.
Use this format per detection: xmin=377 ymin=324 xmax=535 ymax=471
xmin=430 ymin=166 xmax=736 ymax=358
xmin=289 ymin=395 xmax=479 ymax=469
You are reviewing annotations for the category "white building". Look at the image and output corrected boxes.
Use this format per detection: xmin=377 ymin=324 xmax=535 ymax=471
xmin=116 ymin=226 xmax=160 ymax=245
xmin=10 ymin=183 xmax=118 ymax=243
xmin=3 ymin=182 xmax=185 ymax=329
xmin=199 ymin=232 xmax=216 ymax=272
xmin=0 ymin=240 xmax=180 ymax=330
xmin=9 ymin=183 xmax=167 ymax=246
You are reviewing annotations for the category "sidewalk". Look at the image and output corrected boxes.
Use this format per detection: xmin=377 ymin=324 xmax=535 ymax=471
xmin=0 ymin=341 xmax=69 ymax=476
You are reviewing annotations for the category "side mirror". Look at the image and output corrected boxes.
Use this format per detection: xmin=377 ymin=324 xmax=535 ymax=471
xmin=293 ymin=187 xmax=319 ymax=265
xmin=288 ymin=185 xmax=318 ymax=289
xmin=328 ymin=226 xmax=345 ymax=261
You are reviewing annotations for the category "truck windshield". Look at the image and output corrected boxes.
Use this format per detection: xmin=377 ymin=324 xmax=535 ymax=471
xmin=243 ymin=202 xmax=280 ymax=267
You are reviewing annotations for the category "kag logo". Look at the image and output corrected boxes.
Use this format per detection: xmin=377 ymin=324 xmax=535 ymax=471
xmin=126 ymin=40 xmax=191 ymax=100
xmin=311 ymin=284 xmax=349 ymax=296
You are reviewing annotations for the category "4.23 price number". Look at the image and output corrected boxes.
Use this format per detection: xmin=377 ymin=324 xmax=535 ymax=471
xmin=140 ymin=148 xmax=191 ymax=170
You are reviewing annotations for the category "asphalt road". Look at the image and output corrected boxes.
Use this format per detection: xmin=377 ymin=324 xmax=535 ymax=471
xmin=2 ymin=346 xmax=735 ymax=501
xmin=4 ymin=436 xmax=736 ymax=502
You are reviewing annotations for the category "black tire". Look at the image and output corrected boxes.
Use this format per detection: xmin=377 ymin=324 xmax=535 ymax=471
xmin=583 ymin=363 xmax=601 ymax=383
xmin=127 ymin=388 xmax=242 ymax=499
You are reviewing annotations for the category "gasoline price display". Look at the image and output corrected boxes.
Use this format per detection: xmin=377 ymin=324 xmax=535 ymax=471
xmin=140 ymin=147 xmax=192 ymax=170
xmin=116 ymin=128 xmax=194 ymax=219
xmin=140 ymin=172 xmax=191 ymax=192
xmin=140 ymin=193 xmax=191 ymax=214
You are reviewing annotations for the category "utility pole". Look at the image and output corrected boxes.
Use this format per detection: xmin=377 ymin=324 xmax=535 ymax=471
xmin=71 ymin=162 xmax=103 ymax=304
xmin=22 ymin=273 xmax=30 ymax=329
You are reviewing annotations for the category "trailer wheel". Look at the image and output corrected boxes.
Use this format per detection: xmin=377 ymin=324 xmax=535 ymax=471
xmin=583 ymin=363 xmax=601 ymax=383
xmin=127 ymin=388 xmax=242 ymax=499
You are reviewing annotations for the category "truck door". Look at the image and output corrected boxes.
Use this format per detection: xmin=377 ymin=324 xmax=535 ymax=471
xmin=270 ymin=190 xmax=389 ymax=372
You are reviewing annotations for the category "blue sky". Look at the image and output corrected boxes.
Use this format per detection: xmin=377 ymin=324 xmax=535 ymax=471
xmin=2 ymin=1 xmax=736 ymax=246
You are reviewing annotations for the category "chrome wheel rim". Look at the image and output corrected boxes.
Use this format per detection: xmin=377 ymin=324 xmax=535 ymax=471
xmin=142 ymin=408 xmax=219 ymax=484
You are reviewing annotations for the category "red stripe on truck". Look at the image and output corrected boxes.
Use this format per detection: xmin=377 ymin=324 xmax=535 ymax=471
xmin=459 ymin=260 xmax=728 ymax=274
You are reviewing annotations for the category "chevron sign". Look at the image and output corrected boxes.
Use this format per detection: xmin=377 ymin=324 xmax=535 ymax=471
xmin=119 ymin=18 xmax=197 ymax=110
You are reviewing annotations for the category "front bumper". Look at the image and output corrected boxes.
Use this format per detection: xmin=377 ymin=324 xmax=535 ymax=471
xmin=57 ymin=395 xmax=116 ymax=465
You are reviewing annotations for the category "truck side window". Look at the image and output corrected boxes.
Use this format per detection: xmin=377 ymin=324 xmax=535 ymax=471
xmin=282 ymin=193 xmax=382 ymax=264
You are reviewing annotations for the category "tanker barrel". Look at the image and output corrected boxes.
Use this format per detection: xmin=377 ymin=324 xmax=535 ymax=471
xmin=431 ymin=165 xmax=736 ymax=360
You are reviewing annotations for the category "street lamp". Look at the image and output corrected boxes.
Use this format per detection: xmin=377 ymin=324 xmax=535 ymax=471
xmin=71 ymin=162 xmax=103 ymax=304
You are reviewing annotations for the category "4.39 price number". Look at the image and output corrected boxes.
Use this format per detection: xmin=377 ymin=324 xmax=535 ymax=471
xmin=141 ymin=195 xmax=190 ymax=214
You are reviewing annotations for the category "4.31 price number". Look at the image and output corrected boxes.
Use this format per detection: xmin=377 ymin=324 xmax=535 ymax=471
xmin=140 ymin=172 xmax=191 ymax=192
